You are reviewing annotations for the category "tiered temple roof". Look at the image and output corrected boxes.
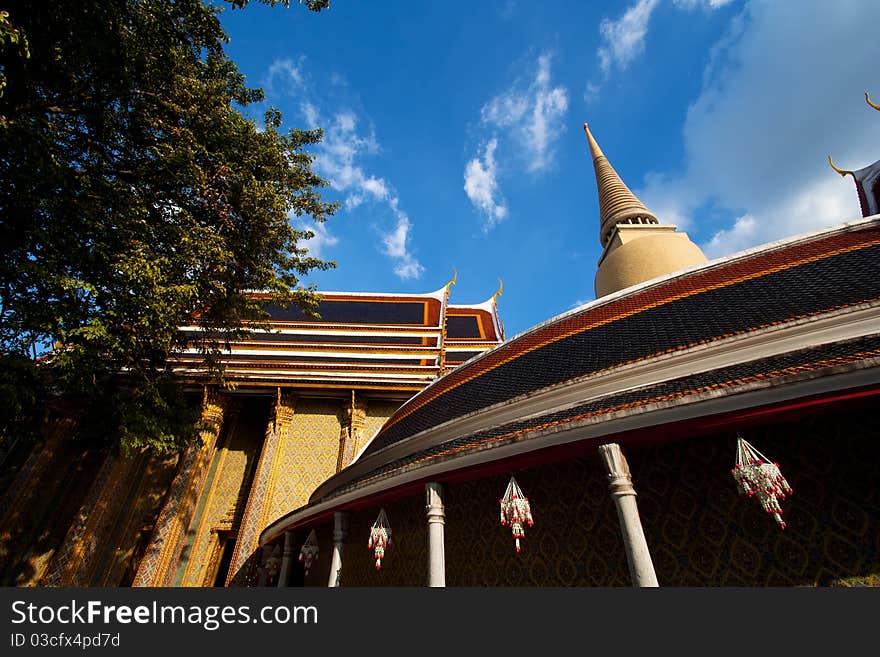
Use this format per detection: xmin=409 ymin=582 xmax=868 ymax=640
xmin=170 ymin=286 xmax=505 ymax=393
xmin=445 ymin=294 xmax=505 ymax=367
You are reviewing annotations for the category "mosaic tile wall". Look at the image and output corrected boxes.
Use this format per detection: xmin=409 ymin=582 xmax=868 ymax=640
xmin=357 ymin=402 xmax=400 ymax=456
xmin=228 ymin=395 xmax=399 ymax=587
xmin=266 ymin=398 xmax=344 ymax=525
xmin=0 ymin=393 xmax=408 ymax=588
xmin=42 ymin=450 xmax=146 ymax=586
xmin=175 ymin=399 xmax=267 ymax=586
xmin=96 ymin=452 xmax=180 ymax=586
xmin=132 ymin=392 xmax=227 ymax=586
xmin=303 ymin=406 xmax=879 ymax=587
xmin=0 ymin=418 xmax=106 ymax=586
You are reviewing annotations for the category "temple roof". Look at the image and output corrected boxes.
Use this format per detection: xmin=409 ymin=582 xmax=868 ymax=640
xmin=170 ymin=286 xmax=504 ymax=392
xmin=828 ymin=91 xmax=880 ymax=218
xmin=585 ymin=123 xmax=659 ymax=246
xmin=444 ymin=296 xmax=504 ymax=367
xmin=257 ymin=217 xmax=880 ymax=546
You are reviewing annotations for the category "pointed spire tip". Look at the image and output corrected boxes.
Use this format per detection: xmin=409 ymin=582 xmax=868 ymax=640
xmin=584 ymin=121 xmax=657 ymax=244
xmin=583 ymin=121 xmax=604 ymax=161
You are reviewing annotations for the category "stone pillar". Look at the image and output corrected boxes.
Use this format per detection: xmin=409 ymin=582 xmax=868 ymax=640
xmin=328 ymin=512 xmax=350 ymax=587
xmin=42 ymin=449 xmax=146 ymax=586
xmin=598 ymin=443 xmax=659 ymax=587
xmin=225 ymin=391 xmax=295 ymax=586
xmin=277 ymin=531 xmax=295 ymax=588
xmin=425 ymin=482 xmax=446 ymax=587
xmin=133 ymin=389 xmax=226 ymax=587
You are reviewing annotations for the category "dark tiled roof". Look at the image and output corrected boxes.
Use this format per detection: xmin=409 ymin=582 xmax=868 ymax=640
xmin=446 ymin=315 xmax=482 ymax=338
xmin=323 ymin=335 xmax=880 ymax=501
xmin=445 ymin=305 xmax=501 ymax=342
xmin=234 ymin=333 xmax=432 ymax=346
xmin=266 ymin=299 xmax=432 ymax=325
xmin=364 ymin=227 xmax=880 ymax=457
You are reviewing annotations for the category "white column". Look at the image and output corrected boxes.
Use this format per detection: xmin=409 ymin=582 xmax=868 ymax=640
xmin=598 ymin=443 xmax=659 ymax=587
xmin=277 ymin=531 xmax=294 ymax=588
xmin=425 ymin=482 xmax=446 ymax=587
xmin=327 ymin=512 xmax=349 ymax=587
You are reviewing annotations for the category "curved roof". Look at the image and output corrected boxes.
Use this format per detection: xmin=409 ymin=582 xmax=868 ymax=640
xmin=259 ymin=216 xmax=880 ymax=546
xmin=362 ymin=217 xmax=880 ymax=458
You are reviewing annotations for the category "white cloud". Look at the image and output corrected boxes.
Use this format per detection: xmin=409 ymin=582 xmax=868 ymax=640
xmin=300 ymin=101 xmax=320 ymax=127
xmin=482 ymin=94 xmax=528 ymax=127
xmin=464 ymin=53 xmax=568 ymax=228
xmin=588 ymin=0 xmax=733 ymax=100
xmin=304 ymin=109 xmax=423 ymax=279
xmin=293 ymin=217 xmax=339 ymax=259
xmin=673 ymin=0 xmax=734 ymax=9
xmin=264 ymin=58 xmax=424 ymax=280
xmin=361 ymin=176 xmax=390 ymax=201
xmin=703 ymin=213 xmax=755 ymax=257
xmin=639 ymin=1 xmax=880 ymax=259
xmin=464 ymin=138 xmax=508 ymax=230
xmin=480 ymin=54 xmax=569 ymax=173
xmin=597 ymin=0 xmax=660 ymax=76
xmin=381 ymin=212 xmax=424 ymax=280
xmin=265 ymin=57 xmax=306 ymax=95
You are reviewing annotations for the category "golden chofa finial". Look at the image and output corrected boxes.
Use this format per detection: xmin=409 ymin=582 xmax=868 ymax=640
xmin=828 ymin=155 xmax=854 ymax=179
xmin=446 ymin=267 xmax=457 ymax=292
xmin=867 ymin=91 xmax=880 ymax=112
xmin=493 ymin=278 xmax=503 ymax=303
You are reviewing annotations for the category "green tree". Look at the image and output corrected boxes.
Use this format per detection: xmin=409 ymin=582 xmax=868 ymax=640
xmin=0 ymin=1 xmax=336 ymax=451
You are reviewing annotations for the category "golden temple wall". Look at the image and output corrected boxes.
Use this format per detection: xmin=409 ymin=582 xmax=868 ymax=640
xmin=358 ymin=401 xmax=399 ymax=456
xmin=227 ymin=395 xmax=402 ymax=586
xmin=132 ymin=391 xmax=227 ymax=586
xmin=41 ymin=448 xmax=180 ymax=587
xmin=172 ymin=398 xmax=267 ymax=586
xmin=0 ymin=417 xmax=106 ymax=586
xmin=99 ymin=452 xmax=181 ymax=586
xmin=270 ymin=399 xmax=346 ymax=523
xmin=0 ymin=390 xmax=405 ymax=588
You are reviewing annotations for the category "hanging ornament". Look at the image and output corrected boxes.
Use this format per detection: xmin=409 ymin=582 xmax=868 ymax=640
xmin=298 ymin=529 xmax=319 ymax=575
xmin=731 ymin=436 xmax=793 ymax=529
xmin=368 ymin=508 xmax=392 ymax=570
xmin=499 ymin=476 xmax=534 ymax=553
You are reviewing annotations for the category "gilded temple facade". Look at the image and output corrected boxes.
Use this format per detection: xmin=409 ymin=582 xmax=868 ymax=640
xmin=0 ymin=285 xmax=504 ymax=586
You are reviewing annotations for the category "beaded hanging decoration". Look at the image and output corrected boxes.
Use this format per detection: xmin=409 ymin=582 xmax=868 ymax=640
xmin=298 ymin=529 xmax=319 ymax=575
xmin=368 ymin=508 xmax=392 ymax=570
xmin=499 ymin=476 xmax=534 ymax=553
xmin=731 ymin=436 xmax=793 ymax=529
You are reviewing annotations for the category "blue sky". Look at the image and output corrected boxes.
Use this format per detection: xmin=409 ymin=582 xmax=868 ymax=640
xmin=219 ymin=0 xmax=880 ymax=338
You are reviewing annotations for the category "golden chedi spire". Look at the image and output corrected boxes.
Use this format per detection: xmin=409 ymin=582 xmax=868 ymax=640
xmin=584 ymin=123 xmax=658 ymax=246
xmin=585 ymin=122 xmax=707 ymax=299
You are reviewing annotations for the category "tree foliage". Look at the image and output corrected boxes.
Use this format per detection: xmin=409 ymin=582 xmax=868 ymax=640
xmin=0 ymin=1 xmax=335 ymax=451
